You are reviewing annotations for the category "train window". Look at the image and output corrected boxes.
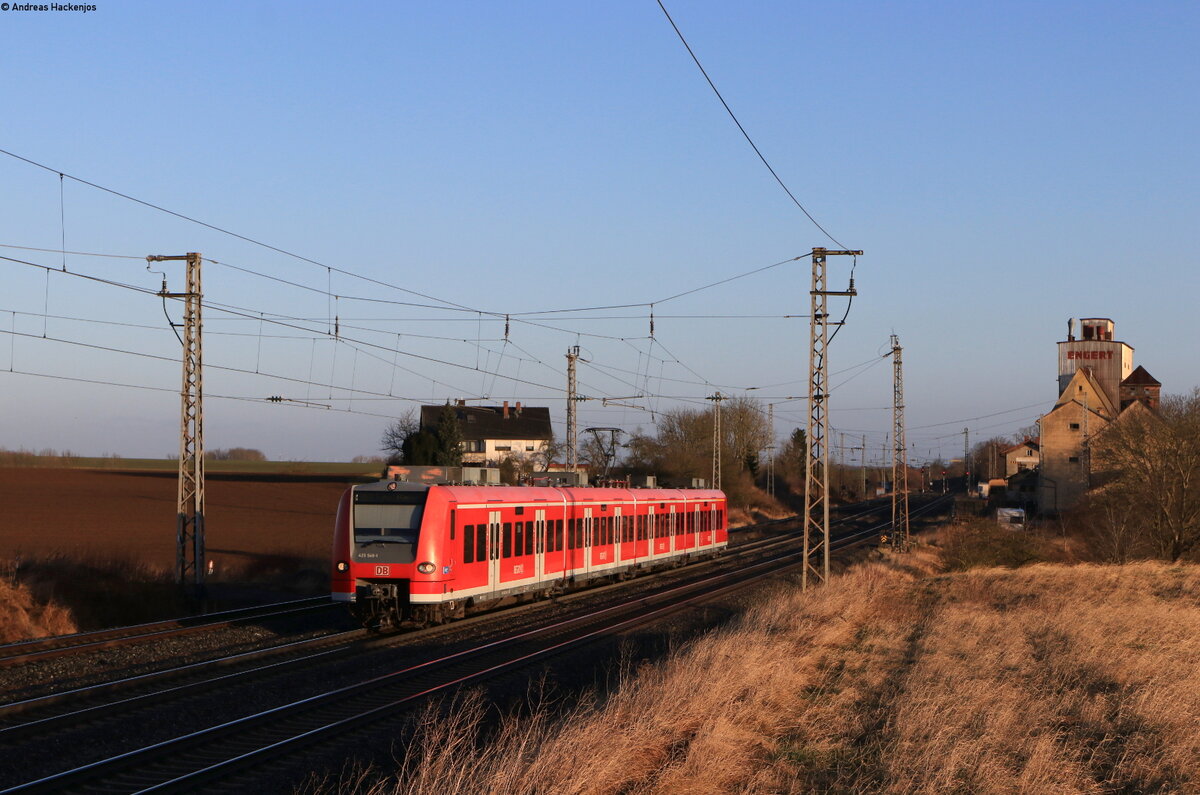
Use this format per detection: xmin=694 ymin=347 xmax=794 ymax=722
xmin=353 ymin=489 xmax=426 ymax=547
xmin=503 ymin=523 xmax=513 ymax=558
xmin=554 ymin=519 xmax=564 ymax=552
xmin=450 ymin=512 xmax=456 ymax=541
xmin=527 ymin=523 xmax=536 ymax=555
xmin=567 ymin=518 xmax=575 ymax=549
xmin=477 ymin=526 xmax=487 ymax=562
xmin=514 ymin=522 xmax=525 ymax=556
xmin=464 ymin=525 xmax=475 ymax=564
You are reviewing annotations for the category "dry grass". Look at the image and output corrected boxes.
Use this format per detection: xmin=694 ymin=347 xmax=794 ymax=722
xmin=884 ymin=562 xmax=1200 ymax=793
xmin=0 ymin=572 xmax=76 ymax=642
xmin=312 ymin=543 xmax=1200 ymax=794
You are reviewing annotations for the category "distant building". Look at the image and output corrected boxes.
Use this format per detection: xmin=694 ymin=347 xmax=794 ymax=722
xmin=1119 ymin=365 xmax=1161 ymax=412
xmin=421 ymin=401 xmax=552 ymax=467
xmin=1004 ymin=438 xmax=1040 ymax=477
xmin=1038 ymin=317 xmax=1161 ymax=514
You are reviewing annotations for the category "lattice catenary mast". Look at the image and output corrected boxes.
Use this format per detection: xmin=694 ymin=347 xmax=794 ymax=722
xmin=707 ymin=392 xmax=724 ymax=490
xmin=149 ymin=252 xmax=206 ymax=594
xmin=566 ymin=346 xmax=580 ymax=478
xmin=803 ymin=247 xmax=860 ymax=590
xmin=889 ymin=333 xmax=910 ymax=551
xmin=765 ymin=403 xmax=776 ymax=499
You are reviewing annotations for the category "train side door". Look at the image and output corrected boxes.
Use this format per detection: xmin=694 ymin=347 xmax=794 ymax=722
xmin=488 ymin=510 xmax=501 ymax=593
xmin=613 ymin=507 xmax=623 ymax=563
xmin=582 ymin=507 xmax=593 ymax=574
xmin=652 ymin=506 xmax=662 ymax=557
xmin=669 ymin=505 xmax=677 ymax=553
xmin=535 ymin=508 xmax=546 ymax=582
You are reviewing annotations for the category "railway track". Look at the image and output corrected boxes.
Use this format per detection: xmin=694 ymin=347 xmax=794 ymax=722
xmin=2 ymin=495 xmax=950 ymax=793
xmin=0 ymin=596 xmax=335 ymax=670
xmin=0 ymin=499 xmax=887 ymax=727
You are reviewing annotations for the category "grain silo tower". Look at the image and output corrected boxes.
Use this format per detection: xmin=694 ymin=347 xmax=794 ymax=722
xmin=1057 ymin=317 xmax=1134 ymax=406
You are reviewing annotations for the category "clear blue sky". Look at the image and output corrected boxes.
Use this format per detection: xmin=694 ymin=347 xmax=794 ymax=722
xmin=1 ymin=1 xmax=1196 ymax=464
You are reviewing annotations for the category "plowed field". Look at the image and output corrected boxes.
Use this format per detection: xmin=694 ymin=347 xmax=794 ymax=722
xmin=0 ymin=467 xmax=368 ymax=571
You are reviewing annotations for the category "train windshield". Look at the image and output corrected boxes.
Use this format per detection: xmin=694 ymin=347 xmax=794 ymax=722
xmin=353 ymin=489 xmax=427 ymax=545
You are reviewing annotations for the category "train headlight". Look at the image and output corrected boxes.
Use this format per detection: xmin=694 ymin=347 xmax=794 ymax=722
xmin=336 ymin=560 xmax=349 ymax=573
xmin=416 ymin=561 xmax=436 ymax=574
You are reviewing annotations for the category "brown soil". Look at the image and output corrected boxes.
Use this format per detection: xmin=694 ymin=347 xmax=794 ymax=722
xmin=0 ymin=467 xmax=367 ymax=572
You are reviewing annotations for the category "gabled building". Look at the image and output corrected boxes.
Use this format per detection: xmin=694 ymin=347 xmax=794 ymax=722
xmin=1039 ymin=367 xmax=1116 ymax=513
xmin=1037 ymin=317 xmax=1162 ymax=514
xmin=1119 ymin=365 xmax=1161 ymax=412
xmin=421 ymin=401 xmax=552 ymax=467
xmin=1004 ymin=438 xmax=1040 ymax=477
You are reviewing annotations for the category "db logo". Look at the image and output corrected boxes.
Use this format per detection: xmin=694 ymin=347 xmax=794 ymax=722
xmin=374 ymin=565 xmax=390 ymax=576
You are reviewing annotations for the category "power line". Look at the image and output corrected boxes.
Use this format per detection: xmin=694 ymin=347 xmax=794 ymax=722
xmin=0 ymin=242 xmax=145 ymax=260
xmin=0 ymin=148 xmax=480 ymax=312
xmin=654 ymin=2 xmax=847 ymax=249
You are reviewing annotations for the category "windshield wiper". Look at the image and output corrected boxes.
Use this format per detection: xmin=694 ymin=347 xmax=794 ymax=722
xmin=357 ymin=539 xmax=411 ymax=546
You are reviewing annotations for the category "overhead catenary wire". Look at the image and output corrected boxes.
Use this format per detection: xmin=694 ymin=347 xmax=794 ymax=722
xmin=3 ymin=250 xmax=872 ymax=433
xmin=654 ymin=2 xmax=847 ymax=250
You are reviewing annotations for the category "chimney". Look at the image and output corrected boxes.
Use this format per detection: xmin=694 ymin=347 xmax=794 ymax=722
xmin=515 ymin=401 xmax=522 ymax=417
xmin=503 ymin=400 xmax=509 ymax=419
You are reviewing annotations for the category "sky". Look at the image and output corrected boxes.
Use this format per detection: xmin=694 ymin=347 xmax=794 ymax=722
xmin=0 ymin=0 xmax=1197 ymax=465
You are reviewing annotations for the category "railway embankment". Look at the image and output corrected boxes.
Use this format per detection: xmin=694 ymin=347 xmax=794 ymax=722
xmin=325 ymin=526 xmax=1200 ymax=794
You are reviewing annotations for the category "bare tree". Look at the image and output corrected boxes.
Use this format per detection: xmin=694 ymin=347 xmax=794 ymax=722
xmin=724 ymin=396 xmax=772 ymax=475
xmin=531 ymin=434 xmax=564 ymax=473
xmin=1090 ymin=390 xmax=1200 ymax=561
xmin=970 ymin=437 xmax=1011 ymax=481
xmin=1074 ymin=491 xmax=1141 ymax=563
xmin=380 ymin=408 xmax=420 ymax=464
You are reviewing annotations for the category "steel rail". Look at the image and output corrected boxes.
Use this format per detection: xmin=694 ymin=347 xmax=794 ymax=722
xmin=0 ymin=596 xmax=334 ymax=669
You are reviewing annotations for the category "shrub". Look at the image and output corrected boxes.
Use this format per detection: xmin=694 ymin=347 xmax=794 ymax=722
xmin=937 ymin=519 xmax=1060 ymax=571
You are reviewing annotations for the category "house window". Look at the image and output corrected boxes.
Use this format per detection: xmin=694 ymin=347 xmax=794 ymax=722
xmin=1069 ymin=423 xmax=1080 ymax=431
xmin=465 ymin=440 xmax=484 ymax=453
xmin=495 ymin=445 xmax=512 ymax=452
xmin=1068 ymin=456 xmax=1079 ymax=463
xmin=526 ymin=445 xmax=535 ymax=452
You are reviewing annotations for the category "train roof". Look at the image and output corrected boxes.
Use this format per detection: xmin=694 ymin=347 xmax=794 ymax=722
xmin=355 ymin=481 xmax=725 ymax=504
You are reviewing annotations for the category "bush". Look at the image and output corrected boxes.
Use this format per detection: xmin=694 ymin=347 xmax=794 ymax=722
xmin=938 ymin=519 xmax=1060 ymax=571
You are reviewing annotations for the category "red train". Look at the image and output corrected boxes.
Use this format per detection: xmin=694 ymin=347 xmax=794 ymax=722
xmin=331 ymin=480 xmax=728 ymax=628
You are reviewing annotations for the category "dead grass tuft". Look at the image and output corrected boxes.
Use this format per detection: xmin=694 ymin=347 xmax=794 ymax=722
xmin=0 ymin=573 xmax=77 ymax=642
